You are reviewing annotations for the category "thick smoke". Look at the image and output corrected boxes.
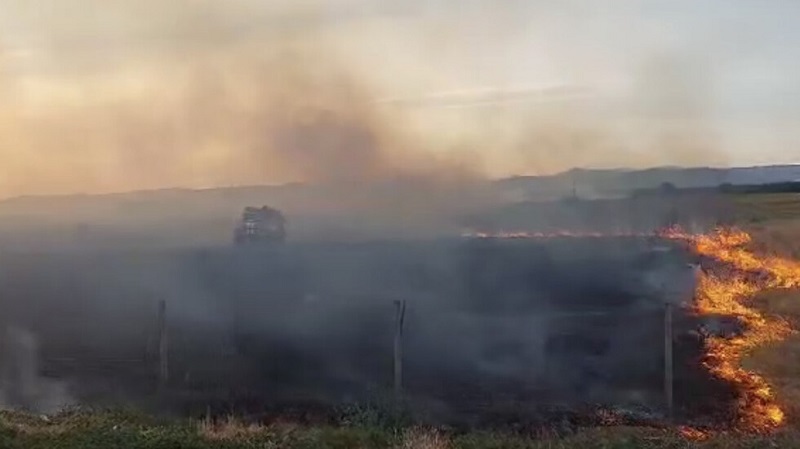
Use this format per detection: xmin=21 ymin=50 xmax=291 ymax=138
xmin=0 ymin=0 xmax=742 ymax=199
xmin=0 ymin=1 xmax=479 ymax=200
xmin=0 ymin=0 xmax=503 ymax=240
xmin=447 ymin=51 xmax=728 ymax=177
xmin=0 ymin=238 xmax=700 ymax=422
xmin=0 ymin=326 xmax=74 ymax=414
xmin=0 ymin=46 xmax=480 ymax=192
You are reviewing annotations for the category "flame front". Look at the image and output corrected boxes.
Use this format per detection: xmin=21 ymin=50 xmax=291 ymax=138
xmin=679 ymin=425 xmax=712 ymax=441
xmin=464 ymin=226 xmax=800 ymax=431
xmin=668 ymin=227 xmax=800 ymax=432
xmin=461 ymin=230 xmax=651 ymax=239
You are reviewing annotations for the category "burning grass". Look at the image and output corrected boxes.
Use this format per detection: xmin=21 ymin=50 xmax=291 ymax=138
xmin=466 ymin=224 xmax=800 ymax=433
xmin=663 ymin=227 xmax=800 ymax=433
xmin=694 ymin=274 xmax=792 ymax=431
xmin=461 ymin=230 xmax=652 ymax=239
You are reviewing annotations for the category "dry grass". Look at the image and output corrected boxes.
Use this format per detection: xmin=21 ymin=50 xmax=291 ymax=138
xmin=398 ymin=427 xmax=451 ymax=449
xmin=747 ymin=221 xmax=800 ymax=259
xmin=9 ymin=408 xmax=800 ymax=447
xmin=733 ymin=192 xmax=800 ymax=258
xmin=0 ymin=412 xmax=71 ymax=437
xmin=729 ymin=192 xmax=800 ymax=430
xmin=747 ymin=291 xmax=800 ymax=429
xmin=197 ymin=415 xmax=270 ymax=441
xmin=732 ymin=192 xmax=800 ymax=224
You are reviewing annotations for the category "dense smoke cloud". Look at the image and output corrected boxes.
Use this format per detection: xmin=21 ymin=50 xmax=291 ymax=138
xmin=0 ymin=1 xmax=451 ymax=195
xmin=0 ymin=237 xmax=700 ymax=420
xmin=0 ymin=36 xmax=457 ymax=194
xmin=498 ymin=52 xmax=727 ymax=175
xmin=0 ymin=326 xmax=73 ymax=414
xmin=0 ymin=0 xmax=785 ymax=199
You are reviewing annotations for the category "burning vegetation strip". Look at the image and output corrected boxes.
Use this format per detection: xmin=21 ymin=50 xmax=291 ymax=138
xmin=665 ymin=227 xmax=800 ymax=433
xmin=463 ymin=226 xmax=800 ymax=433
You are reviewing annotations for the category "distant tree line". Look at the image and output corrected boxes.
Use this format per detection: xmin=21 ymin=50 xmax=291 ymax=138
xmin=718 ymin=181 xmax=800 ymax=194
xmin=630 ymin=181 xmax=800 ymax=197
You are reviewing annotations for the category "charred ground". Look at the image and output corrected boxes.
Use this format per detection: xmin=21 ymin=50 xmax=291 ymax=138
xmin=0 ymin=236 xmax=735 ymax=430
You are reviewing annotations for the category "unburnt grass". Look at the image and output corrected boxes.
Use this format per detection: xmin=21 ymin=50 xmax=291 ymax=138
xmin=5 ymin=408 xmax=800 ymax=448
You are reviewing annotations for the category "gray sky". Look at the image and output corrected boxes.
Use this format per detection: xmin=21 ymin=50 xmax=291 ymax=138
xmin=0 ymin=0 xmax=798 ymax=195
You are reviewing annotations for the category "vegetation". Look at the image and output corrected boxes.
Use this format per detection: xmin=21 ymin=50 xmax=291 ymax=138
xmin=8 ymin=409 xmax=800 ymax=448
xmin=733 ymin=191 xmax=800 ymax=434
xmin=734 ymin=193 xmax=800 ymax=240
xmin=721 ymin=182 xmax=800 ymax=195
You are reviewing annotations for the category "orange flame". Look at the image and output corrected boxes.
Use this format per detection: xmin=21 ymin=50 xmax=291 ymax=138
xmin=464 ymin=226 xmax=800 ymax=431
xmin=679 ymin=426 xmax=712 ymax=441
xmin=461 ymin=230 xmax=652 ymax=239
xmin=667 ymin=227 xmax=800 ymax=432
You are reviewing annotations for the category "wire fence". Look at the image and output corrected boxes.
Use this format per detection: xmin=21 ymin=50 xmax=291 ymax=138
xmin=27 ymin=297 xmax=688 ymax=423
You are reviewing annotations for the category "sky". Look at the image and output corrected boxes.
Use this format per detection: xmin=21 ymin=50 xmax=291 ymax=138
xmin=0 ymin=0 xmax=799 ymax=196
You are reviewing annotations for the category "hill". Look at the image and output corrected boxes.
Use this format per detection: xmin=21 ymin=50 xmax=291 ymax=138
xmin=495 ymin=165 xmax=800 ymax=201
xmin=0 ymin=164 xmax=797 ymax=249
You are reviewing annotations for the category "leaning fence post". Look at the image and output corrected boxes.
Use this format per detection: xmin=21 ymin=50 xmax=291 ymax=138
xmin=393 ymin=300 xmax=407 ymax=403
xmin=157 ymin=299 xmax=169 ymax=390
xmin=664 ymin=302 xmax=674 ymax=421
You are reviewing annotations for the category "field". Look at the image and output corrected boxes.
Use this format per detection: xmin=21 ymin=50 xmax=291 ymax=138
xmin=736 ymin=193 xmax=800 ymax=429
xmin=7 ymin=408 xmax=800 ymax=448
xmin=4 ymin=192 xmax=800 ymax=448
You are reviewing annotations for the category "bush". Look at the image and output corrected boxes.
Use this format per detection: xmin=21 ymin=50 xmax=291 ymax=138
xmin=336 ymin=398 xmax=413 ymax=430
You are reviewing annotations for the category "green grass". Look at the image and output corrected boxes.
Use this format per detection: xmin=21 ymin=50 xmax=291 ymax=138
xmin=5 ymin=409 xmax=800 ymax=448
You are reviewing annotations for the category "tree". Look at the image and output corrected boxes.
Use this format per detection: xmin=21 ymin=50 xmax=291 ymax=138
xmin=659 ymin=182 xmax=678 ymax=194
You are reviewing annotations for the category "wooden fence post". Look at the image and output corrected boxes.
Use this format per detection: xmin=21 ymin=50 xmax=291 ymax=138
xmin=157 ymin=299 xmax=169 ymax=390
xmin=664 ymin=302 xmax=674 ymax=421
xmin=393 ymin=300 xmax=406 ymax=403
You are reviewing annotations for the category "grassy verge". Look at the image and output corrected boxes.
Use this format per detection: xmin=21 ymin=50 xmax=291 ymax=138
xmin=7 ymin=409 xmax=800 ymax=448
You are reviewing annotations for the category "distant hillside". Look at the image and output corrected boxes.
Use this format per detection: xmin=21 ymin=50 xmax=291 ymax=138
xmin=0 ymin=164 xmax=797 ymax=248
xmin=494 ymin=165 xmax=800 ymax=201
xmin=0 ymin=178 xmax=491 ymax=248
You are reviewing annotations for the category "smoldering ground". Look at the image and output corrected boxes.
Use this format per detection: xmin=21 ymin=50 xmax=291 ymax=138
xmin=0 ymin=237 xmax=703 ymax=424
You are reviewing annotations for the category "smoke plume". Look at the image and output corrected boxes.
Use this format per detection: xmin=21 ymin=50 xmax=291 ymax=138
xmin=0 ymin=326 xmax=74 ymax=414
xmin=0 ymin=0 xmax=745 ymax=200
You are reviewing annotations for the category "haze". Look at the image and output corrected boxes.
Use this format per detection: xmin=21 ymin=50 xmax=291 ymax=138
xmin=0 ymin=0 xmax=798 ymax=197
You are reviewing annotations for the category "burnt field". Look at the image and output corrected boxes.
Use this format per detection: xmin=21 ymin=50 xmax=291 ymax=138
xmin=0 ymin=237 xmax=736 ymax=428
